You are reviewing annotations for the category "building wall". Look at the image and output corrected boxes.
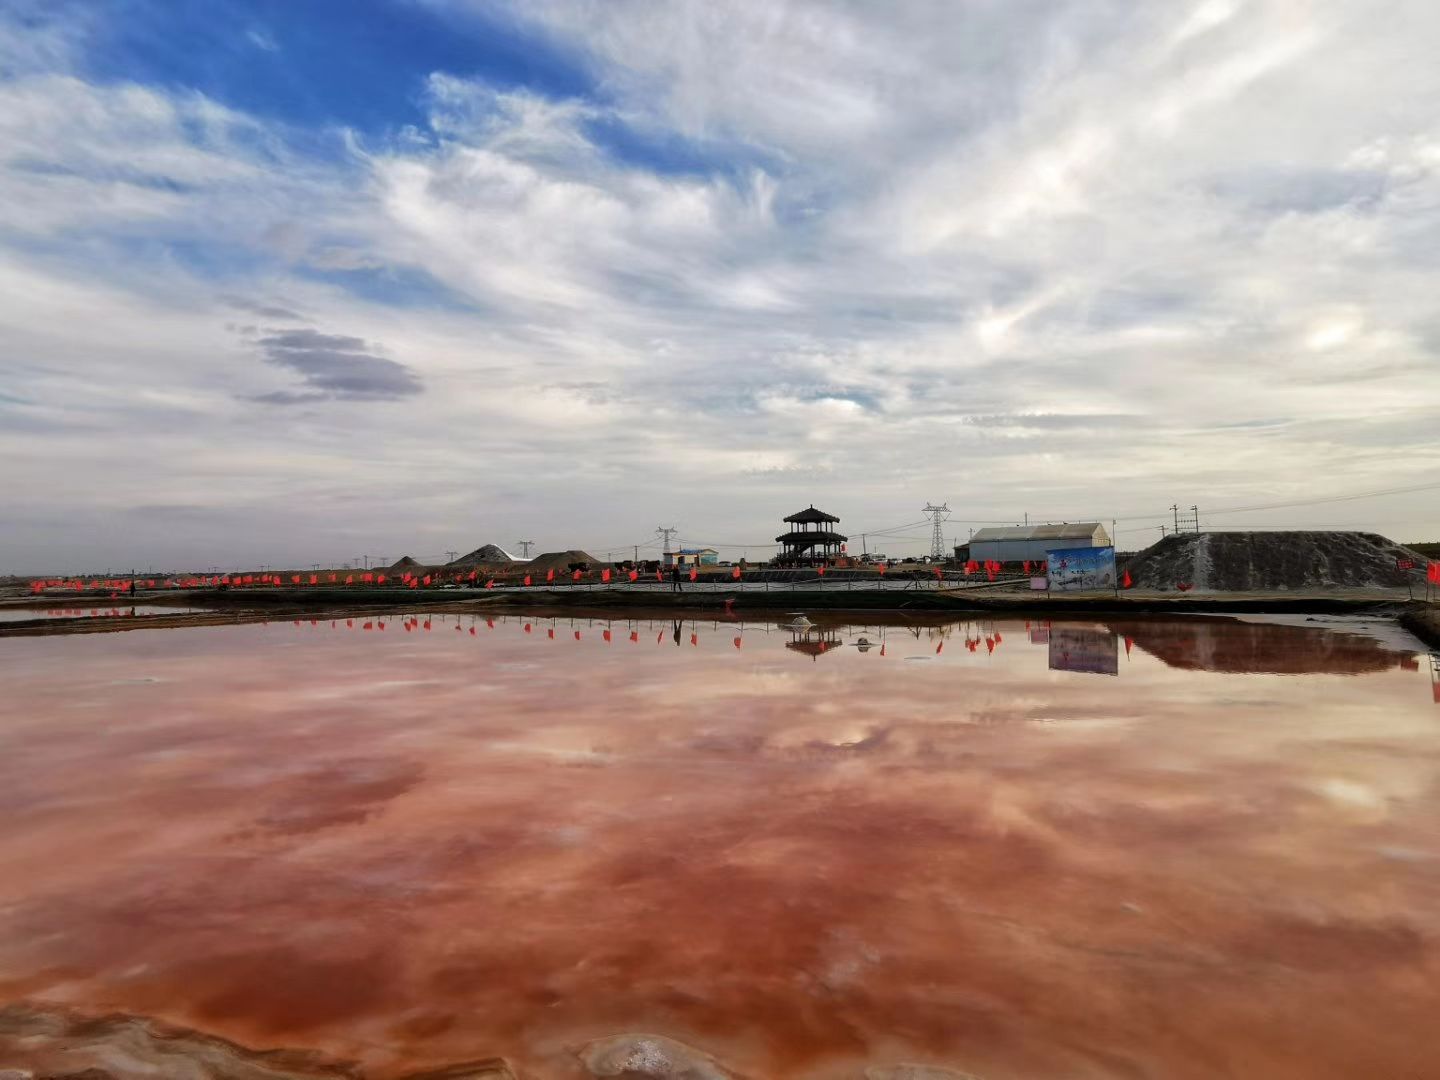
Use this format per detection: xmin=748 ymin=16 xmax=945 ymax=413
xmin=970 ymin=536 xmax=1101 ymax=564
xmin=667 ymin=550 xmax=720 ymax=567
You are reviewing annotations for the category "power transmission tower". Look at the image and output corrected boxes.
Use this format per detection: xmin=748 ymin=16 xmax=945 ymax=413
xmin=516 ymin=540 xmax=535 ymax=558
xmin=445 ymin=550 xmax=458 ymax=563
xmin=923 ymin=503 xmax=951 ymax=561
xmin=656 ymin=525 xmax=679 ymax=552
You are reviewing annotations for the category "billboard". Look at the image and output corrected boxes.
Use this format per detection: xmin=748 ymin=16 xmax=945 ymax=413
xmin=1046 ymin=546 xmax=1116 ymax=592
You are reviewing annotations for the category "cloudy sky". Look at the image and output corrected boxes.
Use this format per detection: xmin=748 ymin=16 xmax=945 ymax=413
xmin=3 ymin=0 xmax=1439 ymax=572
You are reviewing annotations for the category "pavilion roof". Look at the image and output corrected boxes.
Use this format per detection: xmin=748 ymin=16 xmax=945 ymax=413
xmin=783 ymin=504 xmax=840 ymax=524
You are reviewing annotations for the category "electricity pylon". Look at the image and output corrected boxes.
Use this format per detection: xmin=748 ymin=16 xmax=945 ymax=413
xmin=923 ymin=503 xmax=951 ymax=561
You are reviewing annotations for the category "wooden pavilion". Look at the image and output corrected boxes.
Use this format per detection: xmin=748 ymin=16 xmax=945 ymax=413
xmin=775 ymin=505 xmax=847 ymax=566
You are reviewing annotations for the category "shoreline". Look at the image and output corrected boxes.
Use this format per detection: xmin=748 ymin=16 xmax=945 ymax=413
xmin=2 ymin=586 xmax=1437 ymax=646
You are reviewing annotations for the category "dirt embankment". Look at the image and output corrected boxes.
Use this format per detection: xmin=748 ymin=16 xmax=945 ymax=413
xmin=1125 ymin=531 xmax=1426 ymax=592
xmin=1400 ymin=607 xmax=1440 ymax=649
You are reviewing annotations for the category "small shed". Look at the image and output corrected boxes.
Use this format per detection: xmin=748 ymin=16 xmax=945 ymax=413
xmin=665 ymin=548 xmax=719 ymax=567
xmin=966 ymin=523 xmax=1111 ymax=565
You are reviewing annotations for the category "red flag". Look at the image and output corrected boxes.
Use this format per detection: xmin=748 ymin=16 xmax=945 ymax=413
xmin=933 ymin=567 xmax=942 ymax=579
xmin=468 ymin=570 xmax=477 ymax=580
xmin=603 ymin=629 xmax=612 ymax=642
xmin=657 ymin=631 xmax=664 ymax=644
xmin=602 ymin=568 xmax=611 ymax=582
xmin=733 ymin=636 xmax=742 ymax=649
xmin=880 ymin=643 xmax=886 ymax=656
xmin=689 ymin=567 xmax=698 ymax=582
xmin=485 ymin=579 xmax=495 ymax=589
xmin=547 ymin=568 xmax=555 ymax=582
xmin=731 ymin=566 xmax=741 ymax=579
xmin=422 ymin=575 xmax=431 ymax=586
xmin=469 ymin=627 xmax=476 ymax=635
xmin=291 ymin=574 xmax=300 ymax=584
xmin=345 ymin=574 xmax=354 ymax=584
xmin=363 ymin=572 xmax=374 ymax=583
xmin=877 ymin=562 xmax=887 ymax=574
xmin=328 ymin=573 xmax=337 ymax=582
xmin=964 ymin=560 xmax=976 ymax=575
xmin=1176 ymin=582 xmax=1193 ymax=592
xmin=548 ymin=628 xmax=555 ymax=639
xmin=524 ymin=623 xmax=532 ymax=633
xmin=309 ymin=574 xmax=318 ymax=585
xmin=377 ymin=573 xmax=386 ymax=584
xmin=408 ymin=578 xmax=418 ymax=588
xmin=1124 ymin=636 xmax=1134 ymax=656
xmin=1428 ymin=562 xmax=1440 ymax=584
xmin=656 ymin=569 xmax=664 ymax=581
xmin=628 ymin=569 xmax=639 ymax=582
xmin=574 ymin=630 xmax=582 ymax=640
xmin=523 ymin=574 xmax=532 ymax=586
xmin=1122 ymin=569 xmax=1133 ymax=589
xmin=690 ymin=633 xmax=698 ymax=646
xmin=936 ymin=640 xmax=944 ymax=654
xmin=573 ymin=569 xmax=583 ymax=581
xmin=630 ymin=631 xmax=639 ymax=643
xmin=818 ymin=565 xmax=826 ymax=576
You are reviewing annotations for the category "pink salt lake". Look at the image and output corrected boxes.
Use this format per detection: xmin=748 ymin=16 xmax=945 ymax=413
xmin=0 ymin=612 xmax=1437 ymax=1079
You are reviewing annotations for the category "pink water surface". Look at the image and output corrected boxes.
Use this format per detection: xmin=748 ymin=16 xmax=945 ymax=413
xmin=1 ymin=612 xmax=1437 ymax=1079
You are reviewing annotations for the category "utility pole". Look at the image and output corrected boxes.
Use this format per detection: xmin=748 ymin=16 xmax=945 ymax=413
xmin=923 ymin=503 xmax=951 ymax=561
xmin=516 ymin=540 xmax=535 ymax=558
xmin=1190 ymin=506 xmax=1199 ymax=534
xmin=445 ymin=550 xmax=458 ymax=564
xmin=359 ymin=555 xmax=368 ymax=569
xmin=1170 ymin=504 xmax=1180 ymax=533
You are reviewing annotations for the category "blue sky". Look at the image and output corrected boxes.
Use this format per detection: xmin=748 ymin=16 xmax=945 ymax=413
xmin=2 ymin=0 xmax=1439 ymax=571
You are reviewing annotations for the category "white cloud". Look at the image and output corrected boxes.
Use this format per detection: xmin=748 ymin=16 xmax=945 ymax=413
xmin=2 ymin=0 xmax=1440 ymax=570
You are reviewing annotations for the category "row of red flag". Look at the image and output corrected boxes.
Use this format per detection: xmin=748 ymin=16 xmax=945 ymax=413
xmin=32 ymin=560 xmax=1437 ymax=595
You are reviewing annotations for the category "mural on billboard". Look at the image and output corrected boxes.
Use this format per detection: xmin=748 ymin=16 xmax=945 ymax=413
xmin=1046 ymin=546 xmax=1116 ymax=592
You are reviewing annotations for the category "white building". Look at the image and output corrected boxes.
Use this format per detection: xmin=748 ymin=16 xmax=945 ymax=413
xmin=964 ymin=523 xmax=1111 ymax=565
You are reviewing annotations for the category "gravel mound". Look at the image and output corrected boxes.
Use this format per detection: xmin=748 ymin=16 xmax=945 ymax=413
xmin=446 ymin=543 xmax=518 ymax=570
xmin=522 ymin=549 xmax=607 ymax=573
xmin=1125 ymin=531 xmax=1425 ymax=592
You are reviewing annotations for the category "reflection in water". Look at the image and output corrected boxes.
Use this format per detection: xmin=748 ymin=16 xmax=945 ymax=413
xmin=1109 ymin=616 xmax=1422 ymax=675
xmin=0 ymin=605 xmax=204 ymax=622
xmin=0 ymin=613 xmax=1437 ymax=1080
xmin=1047 ymin=625 xmax=1119 ymax=675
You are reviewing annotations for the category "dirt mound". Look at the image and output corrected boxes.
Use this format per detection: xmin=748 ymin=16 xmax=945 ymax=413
xmin=382 ymin=555 xmax=427 ymax=573
xmin=522 ymin=549 xmax=607 ymax=573
xmin=1125 ymin=531 xmax=1424 ymax=592
xmin=446 ymin=543 xmax=517 ymax=569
